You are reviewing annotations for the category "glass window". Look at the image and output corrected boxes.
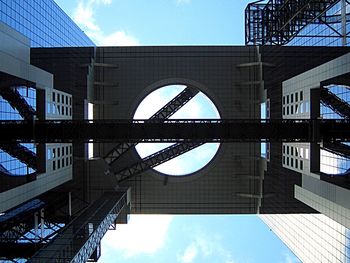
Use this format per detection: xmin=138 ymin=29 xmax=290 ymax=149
xmin=291 ymin=94 xmax=294 ymax=103
xmin=283 ymin=96 xmax=285 ymax=105
xmin=295 ymin=160 xmax=298 ymax=169
xmin=57 ymin=148 xmax=60 ymax=157
xmin=291 ymin=105 xmax=293 ymax=114
xmin=300 ymin=160 xmax=303 ymax=170
xmin=52 ymin=92 xmax=55 ymax=102
xmin=283 ymin=156 xmax=285 ymax=164
xmin=287 ymin=157 xmax=289 ymax=165
xmin=300 ymin=91 xmax=303 ymax=101
xmin=58 ymin=159 xmax=60 ymax=169
xmin=283 ymin=145 xmax=285 ymax=153
xmin=53 ymin=148 xmax=56 ymax=158
xmin=295 ymin=92 xmax=298 ymax=102
xmin=291 ymin=147 xmax=294 ymax=156
xmin=287 ymin=146 xmax=289 ymax=155
xmin=287 ymin=95 xmax=289 ymax=104
xmin=53 ymin=160 xmax=56 ymax=170
xmin=291 ymin=158 xmax=294 ymax=167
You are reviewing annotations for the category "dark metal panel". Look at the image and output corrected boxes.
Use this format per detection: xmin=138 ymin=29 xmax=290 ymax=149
xmin=1 ymin=119 xmax=349 ymax=142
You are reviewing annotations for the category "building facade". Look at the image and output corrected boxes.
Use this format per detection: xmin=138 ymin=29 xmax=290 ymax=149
xmin=0 ymin=0 xmax=94 ymax=47
xmin=1 ymin=0 xmax=350 ymax=261
xmin=252 ymin=0 xmax=350 ymax=262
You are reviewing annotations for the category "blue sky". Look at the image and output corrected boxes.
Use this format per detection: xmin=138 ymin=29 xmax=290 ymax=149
xmin=54 ymin=0 xmax=301 ymax=262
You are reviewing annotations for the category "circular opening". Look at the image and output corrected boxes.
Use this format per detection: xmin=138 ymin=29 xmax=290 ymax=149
xmin=133 ymin=84 xmax=220 ymax=176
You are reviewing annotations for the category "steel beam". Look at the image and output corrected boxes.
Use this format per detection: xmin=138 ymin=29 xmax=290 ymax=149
xmin=1 ymin=119 xmax=350 ymax=142
xmin=322 ymin=141 xmax=350 ymax=158
xmin=0 ymin=87 xmax=36 ymax=120
xmin=30 ymin=191 xmax=128 ymax=263
xmin=321 ymin=88 xmax=350 ymax=119
xmin=0 ymin=143 xmax=37 ymax=170
xmin=103 ymin=86 xmax=199 ymax=165
xmin=245 ymin=0 xmax=340 ymax=45
xmin=115 ymin=142 xmax=204 ymax=183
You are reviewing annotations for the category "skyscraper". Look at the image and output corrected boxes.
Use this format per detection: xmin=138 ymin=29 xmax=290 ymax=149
xmin=1 ymin=0 xmax=350 ymax=262
xmin=246 ymin=0 xmax=350 ymax=261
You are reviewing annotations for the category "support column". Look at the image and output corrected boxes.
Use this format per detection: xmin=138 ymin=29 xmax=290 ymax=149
xmin=341 ymin=0 xmax=347 ymax=46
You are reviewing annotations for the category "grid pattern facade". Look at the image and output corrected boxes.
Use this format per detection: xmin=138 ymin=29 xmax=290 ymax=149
xmin=46 ymin=89 xmax=73 ymax=119
xmin=0 ymin=87 xmax=36 ymax=175
xmin=260 ymin=1 xmax=350 ymax=260
xmin=320 ymin=84 xmax=350 ymax=175
xmin=288 ymin=1 xmax=350 ymax=47
xmin=260 ymin=214 xmax=350 ymax=263
xmin=282 ymin=90 xmax=310 ymax=117
xmin=47 ymin=144 xmax=72 ymax=172
xmin=0 ymin=0 xmax=94 ymax=47
xmin=282 ymin=144 xmax=309 ymax=173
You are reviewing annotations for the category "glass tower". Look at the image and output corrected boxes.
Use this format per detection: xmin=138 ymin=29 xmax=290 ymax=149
xmin=257 ymin=1 xmax=350 ymax=262
xmin=0 ymin=0 xmax=94 ymax=47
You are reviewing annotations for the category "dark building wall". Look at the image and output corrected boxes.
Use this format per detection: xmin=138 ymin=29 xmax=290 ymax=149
xmin=90 ymin=46 xmax=261 ymax=214
xmin=29 ymin=46 xmax=350 ymax=214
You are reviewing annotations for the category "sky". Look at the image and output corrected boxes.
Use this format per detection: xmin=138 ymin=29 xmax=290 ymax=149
xmin=54 ymin=0 xmax=301 ymax=262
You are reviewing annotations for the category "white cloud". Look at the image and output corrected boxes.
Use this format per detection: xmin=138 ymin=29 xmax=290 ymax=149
xmin=102 ymin=215 xmax=173 ymax=258
xmin=99 ymin=31 xmax=140 ymax=46
xmin=73 ymin=0 xmax=140 ymax=46
xmin=177 ymin=233 xmax=236 ymax=263
xmin=178 ymin=243 xmax=198 ymax=263
xmin=73 ymin=1 xmax=99 ymax=31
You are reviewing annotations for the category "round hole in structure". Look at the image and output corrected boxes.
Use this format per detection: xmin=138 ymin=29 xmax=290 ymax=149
xmin=133 ymin=84 xmax=220 ymax=176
